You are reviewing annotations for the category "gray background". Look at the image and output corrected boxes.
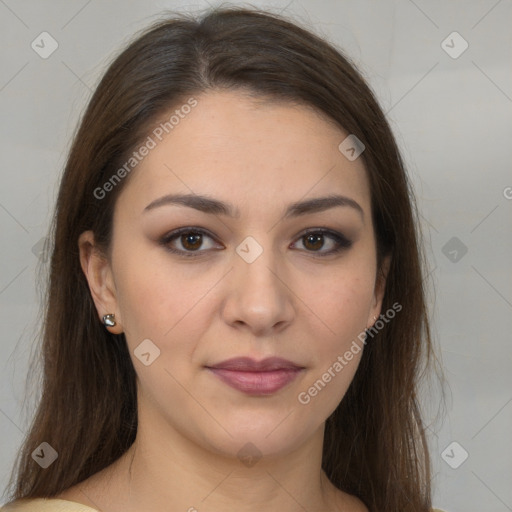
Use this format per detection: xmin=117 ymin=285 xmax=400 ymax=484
xmin=1 ymin=0 xmax=511 ymax=510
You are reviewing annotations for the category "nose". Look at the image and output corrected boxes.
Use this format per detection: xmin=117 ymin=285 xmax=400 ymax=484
xmin=220 ymin=243 xmax=295 ymax=336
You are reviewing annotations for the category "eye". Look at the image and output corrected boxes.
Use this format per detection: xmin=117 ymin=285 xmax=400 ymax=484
xmin=291 ymin=229 xmax=352 ymax=256
xmin=159 ymin=227 xmax=352 ymax=258
xmin=159 ymin=227 xmax=222 ymax=257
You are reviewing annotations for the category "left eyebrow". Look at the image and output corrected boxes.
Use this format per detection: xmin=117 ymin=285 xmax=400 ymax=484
xmin=143 ymin=193 xmax=364 ymax=220
xmin=283 ymin=194 xmax=364 ymax=220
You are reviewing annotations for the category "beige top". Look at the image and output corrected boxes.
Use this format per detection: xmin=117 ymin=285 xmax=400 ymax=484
xmin=1 ymin=499 xmax=448 ymax=511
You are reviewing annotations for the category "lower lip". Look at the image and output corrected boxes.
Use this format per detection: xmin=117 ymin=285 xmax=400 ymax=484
xmin=207 ymin=368 xmax=303 ymax=395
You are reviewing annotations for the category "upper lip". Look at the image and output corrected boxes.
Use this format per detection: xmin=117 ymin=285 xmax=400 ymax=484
xmin=207 ymin=357 xmax=303 ymax=372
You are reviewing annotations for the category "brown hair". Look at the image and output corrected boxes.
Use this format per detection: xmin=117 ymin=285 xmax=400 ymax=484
xmin=5 ymin=6 xmax=442 ymax=511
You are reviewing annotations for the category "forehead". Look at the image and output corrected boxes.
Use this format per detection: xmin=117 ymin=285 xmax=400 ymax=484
xmin=116 ymin=90 xmax=371 ymax=217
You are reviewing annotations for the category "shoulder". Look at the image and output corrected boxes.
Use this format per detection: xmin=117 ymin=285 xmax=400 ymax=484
xmin=0 ymin=498 xmax=99 ymax=512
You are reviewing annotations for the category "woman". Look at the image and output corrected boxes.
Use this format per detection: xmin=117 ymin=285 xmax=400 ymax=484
xmin=2 ymin=6 xmax=444 ymax=512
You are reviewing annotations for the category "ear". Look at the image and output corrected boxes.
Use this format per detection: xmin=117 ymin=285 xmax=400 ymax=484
xmin=367 ymin=254 xmax=391 ymax=329
xmin=78 ymin=230 xmax=123 ymax=334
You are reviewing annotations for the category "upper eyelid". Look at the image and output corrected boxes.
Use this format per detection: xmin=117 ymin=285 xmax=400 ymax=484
xmin=161 ymin=227 xmax=349 ymax=249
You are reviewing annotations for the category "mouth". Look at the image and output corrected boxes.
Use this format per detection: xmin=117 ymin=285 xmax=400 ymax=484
xmin=205 ymin=357 xmax=305 ymax=395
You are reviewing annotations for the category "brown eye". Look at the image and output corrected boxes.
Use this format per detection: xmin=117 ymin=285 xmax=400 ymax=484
xmin=293 ymin=229 xmax=352 ymax=255
xmin=303 ymin=233 xmax=325 ymax=251
xmin=160 ymin=227 xmax=351 ymax=259
xmin=159 ymin=227 xmax=222 ymax=257
xmin=180 ymin=232 xmax=203 ymax=251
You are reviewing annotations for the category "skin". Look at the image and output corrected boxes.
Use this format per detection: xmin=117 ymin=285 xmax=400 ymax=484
xmin=59 ymin=89 xmax=388 ymax=512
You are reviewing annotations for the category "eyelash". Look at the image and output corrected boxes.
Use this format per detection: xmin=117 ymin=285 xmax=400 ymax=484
xmin=159 ymin=227 xmax=352 ymax=258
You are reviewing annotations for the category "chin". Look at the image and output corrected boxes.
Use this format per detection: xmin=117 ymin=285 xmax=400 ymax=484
xmin=193 ymin=411 xmax=318 ymax=462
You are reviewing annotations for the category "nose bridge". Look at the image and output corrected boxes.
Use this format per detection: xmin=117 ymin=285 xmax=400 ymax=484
xmin=235 ymin=233 xmax=283 ymax=302
xmin=223 ymin=234 xmax=294 ymax=333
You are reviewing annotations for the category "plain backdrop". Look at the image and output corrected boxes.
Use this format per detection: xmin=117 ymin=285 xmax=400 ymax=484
xmin=1 ymin=0 xmax=511 ymax=510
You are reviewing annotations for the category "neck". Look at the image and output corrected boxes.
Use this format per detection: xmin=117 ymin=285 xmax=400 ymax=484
xmin=86 ymin=402 xmax=339 ymax=512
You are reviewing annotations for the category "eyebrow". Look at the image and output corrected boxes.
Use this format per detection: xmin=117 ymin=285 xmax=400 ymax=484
xmin=143 ymin=193 xmax=364 ymax=219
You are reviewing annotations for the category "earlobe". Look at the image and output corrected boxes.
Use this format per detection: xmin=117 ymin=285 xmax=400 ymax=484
xmin=78 ymin=231 xmax=123 ymax=334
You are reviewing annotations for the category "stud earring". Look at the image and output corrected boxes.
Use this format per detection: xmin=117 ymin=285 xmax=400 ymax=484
xmin=102 ymin=314 xmax=116 ymax=327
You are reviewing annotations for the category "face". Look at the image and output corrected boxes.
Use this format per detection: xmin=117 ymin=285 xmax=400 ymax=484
xmin=80 ymin=89 xmax=387 ymax=461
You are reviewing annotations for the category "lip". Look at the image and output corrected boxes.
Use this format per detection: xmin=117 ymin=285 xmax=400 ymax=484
xmin=206 ymin=357 xmax=305 ymax=395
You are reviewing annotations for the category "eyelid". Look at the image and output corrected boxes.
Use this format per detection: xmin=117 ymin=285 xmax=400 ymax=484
xmin=291 ymin=228 xmax=352 ymax=254
xmin=159 ymin=227 xmax=221 ymax=257
xmin=159 ymin=226 xmax=352 ymax=257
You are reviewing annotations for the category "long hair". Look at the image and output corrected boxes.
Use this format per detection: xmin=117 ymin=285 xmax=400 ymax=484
xmin=4 ymin=7 xmax=442 ymax=511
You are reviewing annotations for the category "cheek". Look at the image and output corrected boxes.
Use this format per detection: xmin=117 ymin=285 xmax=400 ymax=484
xmin=113 ymin=246 xmax=219 ymax=356
xmin=307 ymin=270 xmax=375 ymax=338
xmin=296 ymin=281 xmax=372 ymax=415
xmin=296 ymin=233 xmax=378 ymax=333
xmin=297 ymin=264 xmax=375 ymax=393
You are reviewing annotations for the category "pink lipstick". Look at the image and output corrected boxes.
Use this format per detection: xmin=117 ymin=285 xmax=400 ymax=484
xmin=206 ymin=357 xmax=304 ymax=395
